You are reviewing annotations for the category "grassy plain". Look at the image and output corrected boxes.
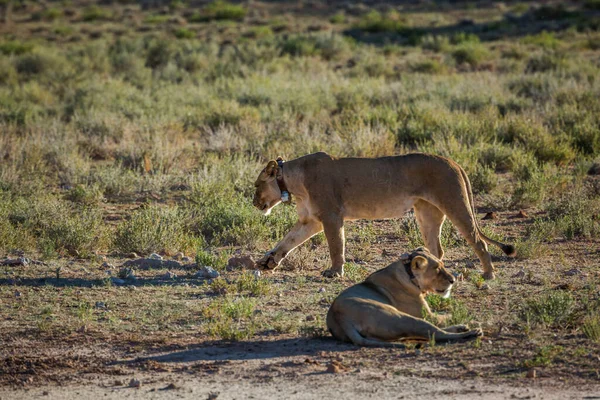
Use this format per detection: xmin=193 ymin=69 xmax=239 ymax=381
xmin=0 ymin=0 xmax=599 ymax=395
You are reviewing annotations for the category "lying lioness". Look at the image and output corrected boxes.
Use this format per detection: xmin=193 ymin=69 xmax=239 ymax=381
xmin=327 ymin=248 xmax=482 ymax=346
xmin=253 ymin=152 xmax=515 ymax=280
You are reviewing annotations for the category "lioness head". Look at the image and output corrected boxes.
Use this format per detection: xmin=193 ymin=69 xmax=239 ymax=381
xmin=401 ymin=247 xmax=455 ymax=298
xmin=253 ymin=160 xmax=281 ymax=216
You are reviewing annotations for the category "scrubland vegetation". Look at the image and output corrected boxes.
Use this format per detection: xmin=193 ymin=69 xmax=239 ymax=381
xmin=0 ymin=0 xmax=599 ymax=388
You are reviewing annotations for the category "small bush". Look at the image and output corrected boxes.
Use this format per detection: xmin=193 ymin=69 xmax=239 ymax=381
xmin=114 ymin=206 xmax=200 ymax=255
xmin=410 ymin=59 xmax=445 ymax=74
xmin=451 ymin=42 xmax=490 ymax=67
xmin=522 ymin=31 xmax=562 ymax=49
xmin=330 ymin=12 xmax=346 ymax=24
xmin=174 ymin=28 xmax=196 ymax=39
xmin=419 ymin=35 xmax=450 ymax=52
xmin=356 ymin=10 xmax=404 ymax=33
xmin=189 ymin=0 xmax=246 ymax=22
xmin=0 ymin=40 xmax=35 ymax=55
xmin=520 ymin=291 xmax=575 ymax=329
xmin=145 ymin=39 xmax=174 ymax=69
xmin=82 ymin=5 xmax=111 ymax=22
xmin=525 ymin=52 xmax=568 ymax=73
xmin=144 ymin=14 xmax=170 ymax=24
xmin=450 ymin=32 xmax=480 ymax=45
xmin=582 ymin=315 xmax=600 ymax=342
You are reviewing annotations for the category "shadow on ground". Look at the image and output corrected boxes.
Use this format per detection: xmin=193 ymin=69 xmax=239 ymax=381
xmin=122 ymin=337 xmax=358 ymax=364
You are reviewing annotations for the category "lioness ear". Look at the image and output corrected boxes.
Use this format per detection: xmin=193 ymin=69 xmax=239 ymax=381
xmin=411 ymin=255 xmax=428 ymax=271
xmin=264 ymin=160 xmax=278 ymax=178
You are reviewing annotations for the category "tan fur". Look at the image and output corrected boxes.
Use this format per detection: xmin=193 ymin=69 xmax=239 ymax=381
xmin=326 ymin=248 xmax=482 ymax=347
xmin=253 ymin=152 xmax=515 ymax=280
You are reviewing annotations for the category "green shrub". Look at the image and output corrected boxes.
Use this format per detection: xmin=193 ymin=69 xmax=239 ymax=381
xmin=356 ymin=10 xmax=404 ymax=33
xmin=145 ymin=39 xmax=174 ymax=69
xmin=0 ymin=40 xmax=35 ymax=55
xmin=31 ymin=7 xmax=62 ymax=21
xmin=279 ymin=36 xmax=318 ymax=57
xmin=189 ymin=0 xmax=246 ymax=22
xmin=82 ymin=5 xmax=111 ymax=22
xmin=174 ymin=27 xmax=196 ymax=39
xmin=144 ymin=14 xmax=170 ymax=24
xmin=330 ymin=11 xmax=346 ymax=24
xmin=419 ymin=35 xmax=450 ymax=52
xmin=410 ymin=59 xmax=445 ymax=74
xmin=521 ymin=31 xmax=562 ymax=49
xmin=114 ymin=206 xmax=200 ymax=255
xmin=525 ymin=52 xmax=568 ymax=73
xmin=451 ymin=42 xmax=490 ymax=67
xmin=583 ymin=315 xmax=600 ymax=342
xmin=520 ymin=292 xmax=575 ymax=329
xmin=450 ymin=32 xmax=480 ymax=45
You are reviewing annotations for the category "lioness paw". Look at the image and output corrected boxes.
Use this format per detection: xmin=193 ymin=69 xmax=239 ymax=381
xmin=322 ymin=268 xmax=343 ymax=278
xmin=256 ymin=252 xmax=279 ymax=270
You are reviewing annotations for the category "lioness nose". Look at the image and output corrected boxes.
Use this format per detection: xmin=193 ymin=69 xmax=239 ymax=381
xmin=447 ymin=274 xmax=456 ymax=284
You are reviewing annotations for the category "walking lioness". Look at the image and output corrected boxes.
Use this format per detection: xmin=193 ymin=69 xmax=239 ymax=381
xmin=252 ymin=152 xmax=515 ymax=280
xmin=326 ymin=247 xmax=483 ymax=347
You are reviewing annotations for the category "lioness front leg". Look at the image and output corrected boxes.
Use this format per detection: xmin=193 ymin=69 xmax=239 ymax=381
xmin=256 ymin=218 xmax=323 ymax=270
xmin=321 ymin=215 xmax=345 ymax=278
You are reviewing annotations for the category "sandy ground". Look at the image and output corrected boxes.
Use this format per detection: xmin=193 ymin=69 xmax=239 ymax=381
xmin=2 ymin=337 xmax=600 ymax=400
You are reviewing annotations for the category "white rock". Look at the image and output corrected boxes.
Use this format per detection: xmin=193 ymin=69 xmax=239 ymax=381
xmin=195 ymin=266 xmax=219 ymax=279
xmin=149 ymin=253 xmax=163 ymax=260
xmin=252 ymin=270 xmax=261 ymax=279
xmin=111 ymin=277 xmax=126 ymax=285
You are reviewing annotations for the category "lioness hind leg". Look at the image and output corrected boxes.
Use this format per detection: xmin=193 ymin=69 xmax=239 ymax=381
xmin=413 ymin=200 xmax=446 ymax=259
xmin=340 ymin=321 xmax=405 ymax=348
xmin=441 ymin=206 xmax=495 ymax=280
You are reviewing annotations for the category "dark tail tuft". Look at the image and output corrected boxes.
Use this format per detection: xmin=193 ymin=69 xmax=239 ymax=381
xmin=502 ymin=244 xmax=516 ymax=257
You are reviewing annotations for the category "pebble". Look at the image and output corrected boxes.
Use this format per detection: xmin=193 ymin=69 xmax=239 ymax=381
xmin=163 ymin=271 xmax=177 ymax=279
xmin=318 ymin=287 xmax=326 ymax=293
xmin=194 ymin=266 xmax=220 ymax=279
xmin=128 ymin=378 xmax=141 ymax=388
xmin=118 ymin=268 xmax=136 ymax=280
xmin=149 ymin=253 xmax=163 ymax=260
xmin=227 ymin=255 xmax=256 ymax=271
xmin=111 ymin=277 xmax=126 ymax=285
xmin=252 ymin=270 xmax=261 ymax=279
xmin=95 ymin=301 xmax=107 ymax=309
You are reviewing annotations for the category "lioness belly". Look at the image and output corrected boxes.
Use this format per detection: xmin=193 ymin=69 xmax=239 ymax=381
xmin=343 ymin=196 xmax=416 ymax=220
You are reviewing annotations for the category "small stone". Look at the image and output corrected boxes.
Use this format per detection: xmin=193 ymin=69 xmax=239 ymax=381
xmin=227 ymin=255 xmax=256 ymax=271
xmin=149 ymin=253 xmax=163 ymax=260
xmin=512 ymin=268 xmax=526 ymax=278
xmin=482 ymin=212 xmax=498 ymax=220
xmin=564 ymin=268 xmax=583 ymax=276
xmin=306 ymin=315 xmax=315 ymax=321
xmin=588 ymin=163 xmax=600 ymax=176
xmin=252 ymin=270 xmax=261 ymax=279
xmin=194 ymin=266 xmax=220 ymax=279
xmin=42 ymin=391 xmax=49 ymax=396
xmin=128 ymin=378 xmax=141 ymax=388
xmin=207 ymin=392 xmax=219 ymax=400
xmin=118 ymin=268 xmax=136 ymax=280
xmin=526 ymin=369 xmax=536 ymax=379
xmin=114 ymin=380 xmax=124 ymax=386
xmin=163 ymin=271 xmax=177 ymax=279
xmin=95 ymin=301 xmax=107 ymax=309
xmin=515 ymin=210 xmax=529 ymax=218
xmin=126 ymin=252 xmax=138 ymax=259
xmin=325 ymin=361 xmax=345 ymax=373
xmin=318 ymin=287 xmax=326 ymax=293
xmin=173 ymin=252 xmax=185 ymax=261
